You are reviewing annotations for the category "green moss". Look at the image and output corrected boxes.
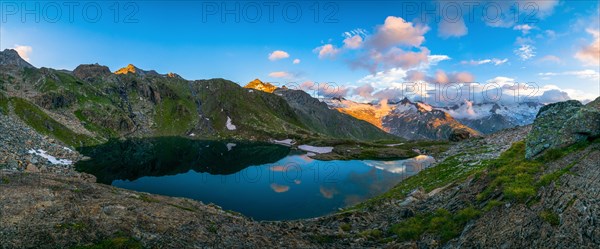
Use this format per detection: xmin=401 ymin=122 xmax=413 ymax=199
xmin=540 ymin=210 xmax=560 ymax=226
xmin=310 ymin=234 xmax=339 ymax=244
xmin=483 ymin=200 xmax=504 ymax=211
xmin=391 ymin=207 xmax=480 ymax=242
xmin=72 ymin=237 xmax=142 ymax=249
xmin=137 ymin=194 xmax=159 ymax=203
xmin=478 ymin=142 xmax=543 ymax=203
xmin=224 ymin=209 xmax=243 ymax=216
xmin=359 ymin=229 xmax=382 ymax=239
xmin=535 ymin=140 xmax=592 ymax=163
xmin=0 ymin=92 xmax=8 ymax=114
xmin=168 ymin=203 xmax=197 ymax=212
xmin=206 ymin=223 xmax=218 ymax=234
xmin=56 ymin=222 xmax=87 ymax=231
xmin=340 ymin=223 xmax=352 ymax=232
xmin=566 ymin=197 xmax=577 ymax=208
xmin=11 ymin=97 xmax=97 ymax=147
xmin=479 ymin=140 xmax=594 ymax=203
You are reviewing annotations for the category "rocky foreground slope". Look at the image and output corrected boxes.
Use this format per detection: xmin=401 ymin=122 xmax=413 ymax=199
xmin=1 ymin=97 xmax=598 ymax=248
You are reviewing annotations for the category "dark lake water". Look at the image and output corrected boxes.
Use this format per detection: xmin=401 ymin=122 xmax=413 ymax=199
xmin=76 ymin=137 xmax=434 ymax=220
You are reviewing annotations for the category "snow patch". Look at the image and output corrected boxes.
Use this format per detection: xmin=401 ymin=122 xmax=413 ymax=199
xmin=28 ymin=149 xmax=73 ymax=165
xmin=226 ymin=116 xmax=237 ymax=130
xmin=272 ymin=139 xmax=295 ymax=146
xmin=385 ymin=143 xmax=404 ymax=147
xmin=226 ymin=143 xmax=236 ymax=151
xmin=298 ymin=145 xmax=334 ymax=154
xmin=63 ymin=147 xmax=73 ymax=152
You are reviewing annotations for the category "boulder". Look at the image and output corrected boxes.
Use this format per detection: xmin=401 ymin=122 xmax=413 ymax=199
xmin=526 ymin=100 xmax=600 ymax=159
xmin=449 ymin=128 xmax=476 ymax=142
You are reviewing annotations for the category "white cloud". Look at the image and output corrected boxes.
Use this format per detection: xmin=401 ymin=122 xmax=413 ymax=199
xmin=486 ymin=76 xmax=516 ymax=85
xmin=357 ymin=67 xmax=408 ymax=89
xmin=342 ymin=28 xmax=368 ymax=38
xmin=343 ymin=35 xmax=363 ymax=49
xmin=575 ymin=29 xmax=600 ymax=66
xmin=313 ymin=44 xmax=340 ymax=59
xmin=14 ymin=45 xmax=32 ymax=62
xmin=461 ymin=58 xmax=508 ymax=66
xmin=432 ymin=70 xmax=475 ymax=84
xmin=293 ymin=58 xmax=300 ymax=64
xmin=438 ymin=17 xmax=468 ymax=38
xmin=514 ymin=45 xmax=536 ymax=60
xmin=515 ymin=36 xmax=534 ymax=46
xmin=530 ymin=0 xmax=560 ymax=18
xmin=513 ymin=24 xmax=536 ymax=35
xmin=428 ymin=55 xmax=451 ymax=66
xmin=268 ymin=71 xmax=292 ymax=78
xmin=538 ymin=89 xmax=571 ymax=103
xmin=368 ymin=16 xmax=429 ymax=50
xmin=268 ymin=50 xmax=290 ymax=61
xmin=538 ymin=70 xmax=600 ymax=80
xmin=538 ymin=55 xmax=562 ymax=64
xmin=482 ymin=0 xmax=559 ymax=27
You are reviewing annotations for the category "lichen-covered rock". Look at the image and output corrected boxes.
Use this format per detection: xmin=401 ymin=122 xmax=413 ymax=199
xmin=526 ymin=100 xmax=600 ymax=159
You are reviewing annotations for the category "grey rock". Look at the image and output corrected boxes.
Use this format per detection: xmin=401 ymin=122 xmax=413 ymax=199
xmin=0 ymin=49 xmax=35 ymax=68
xmin=526 ymin=100 xmax=600 ymax=159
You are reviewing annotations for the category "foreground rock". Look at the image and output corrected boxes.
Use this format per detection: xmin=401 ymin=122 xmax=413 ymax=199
xmin=526 ymin=99 xmax=600 ymax=159
xmin=451 ymin=142 xmax=600 ymax=248
xmin=0 ymin=115 xmax=81 ymax=175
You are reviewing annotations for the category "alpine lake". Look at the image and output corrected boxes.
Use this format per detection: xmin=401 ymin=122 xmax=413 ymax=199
xmin=76 ymin=137 xmax=434 ymax=220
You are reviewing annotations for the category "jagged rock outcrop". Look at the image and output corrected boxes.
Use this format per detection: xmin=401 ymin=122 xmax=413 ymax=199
xmin=73 ymin=64 xmax=111 ymax=82
xmin=326 ymin=97 xmax=479 ymax=141
xmin=0 ymin=49 xmax=35 ymax=68
xmin=114 ymin=64 xmax=160 ymax=77
xmin=33 ymin=91 xmax=77 ymax=109
xmin=244 ymin=79 xmax=277 ymax=93
xmin=384 ymin=98 xmax=480 ymax=141
xmin=526 ymin=100 xmax=600 ymax=158
xmin=274 ymin=88 xmax=396 ymax=141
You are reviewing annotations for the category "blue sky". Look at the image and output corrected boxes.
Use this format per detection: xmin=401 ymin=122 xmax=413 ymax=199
xmin=1 ymin=0 xmax=599 ymax=103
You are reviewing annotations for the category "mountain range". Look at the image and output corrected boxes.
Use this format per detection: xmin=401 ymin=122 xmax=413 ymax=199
xmin=0 ymin=49 xmax=394 ymax=147
xmin=324 ymin=97 xmax=480 ymax=141
xmin=0 ymin=48 xmax=547 ymax=145
xmin=322 ymin=95 xmax=544 ymax=140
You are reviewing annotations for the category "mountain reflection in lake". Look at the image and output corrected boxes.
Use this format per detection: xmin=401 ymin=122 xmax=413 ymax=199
xmin=76 ymin=137 xmax=435 ymax=220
